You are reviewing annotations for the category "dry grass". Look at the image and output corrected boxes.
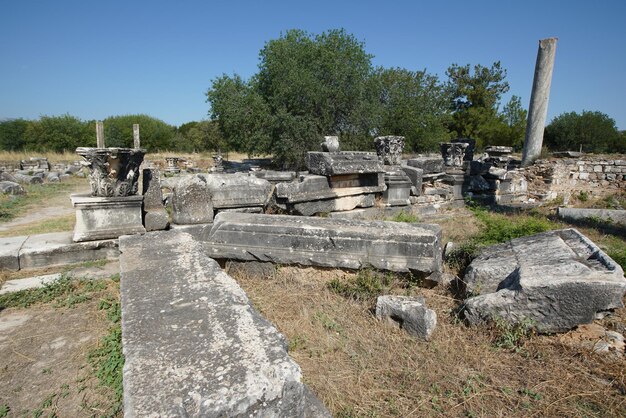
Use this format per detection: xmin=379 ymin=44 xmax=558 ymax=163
xmin=232 ymin=265 xmax=626 ymax=417
xmin=0 ymin=150 xmax=78 ymax=163
xmin=145 ymin=151 xmax=272 ymax=170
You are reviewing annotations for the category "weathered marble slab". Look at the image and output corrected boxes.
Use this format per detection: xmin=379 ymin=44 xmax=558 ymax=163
xmin=199 ymin=173 xmax=272 ymax=209
xmin=306 ymin=151 xmax=383 ymax=176
xmin=275 ymin=174 xmax=385 ymax=204
xmin=201 ymin=212 xmax=443 ymax=273
xmin=464 ymin=229 xmax=626 ymax=333
xmin=119 ymin=231 xmax=328 ymax=417
xmin=0 ymin=235 xmax=28 ymax=270
xmin=557 ymin=207 xmax=626 ymax=226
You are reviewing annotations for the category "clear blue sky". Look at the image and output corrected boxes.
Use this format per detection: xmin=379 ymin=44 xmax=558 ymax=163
xmin=1 ymin=0 xmax=625 ymax=129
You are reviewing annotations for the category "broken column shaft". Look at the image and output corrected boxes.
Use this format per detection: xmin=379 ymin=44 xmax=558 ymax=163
xmin=522 ymin=37 xmax=558 ymax=167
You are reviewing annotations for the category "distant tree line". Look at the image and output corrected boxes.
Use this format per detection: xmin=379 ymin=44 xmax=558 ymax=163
xmin=0 ymin=114 xmax=223 ymax=154
xmin=1 ymin=29 xmax=623 ymax=163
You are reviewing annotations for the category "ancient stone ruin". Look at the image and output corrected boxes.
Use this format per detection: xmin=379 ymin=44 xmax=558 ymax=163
xmin=0 ymin=100 xmax=624 ymax=416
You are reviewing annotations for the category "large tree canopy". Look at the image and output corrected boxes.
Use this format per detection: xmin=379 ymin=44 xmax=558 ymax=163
xmin=446 ymin=62 xmax=526 ymax=149
xmin=544 ymin=111 xmax=624 ymax=154
xmin=207 ymin=29 xmax=451 ymax=168
xmin=372 ymin=67 xmax=451 ymax=152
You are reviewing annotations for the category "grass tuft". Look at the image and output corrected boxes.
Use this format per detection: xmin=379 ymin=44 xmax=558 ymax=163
xmin=327 ymin=269 xmax=393 ymax=302
xmin=387 ymin=210 xmax=420 ymax=223
xmin=88 ymin=295 xmax=124 ymax=417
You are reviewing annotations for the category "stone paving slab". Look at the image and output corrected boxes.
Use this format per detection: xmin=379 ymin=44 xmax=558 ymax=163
xmin=119 ymin=231 xmax=328 ymax=417
xmin=18 ymin=231 xmax=119 ymax=269
xmin=0 ymin=273 xmax=61 ymax=295
xmin=0 ymin=235 xmax=28 ymax=271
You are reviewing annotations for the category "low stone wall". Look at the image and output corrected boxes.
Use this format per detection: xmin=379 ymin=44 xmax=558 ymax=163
xmin=524 ymin=156 xmax=625 ymax=200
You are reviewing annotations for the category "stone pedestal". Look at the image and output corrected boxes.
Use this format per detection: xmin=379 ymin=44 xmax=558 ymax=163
xmin=382 ymin=169 xmax=411 ymax=206
xmin=71 ymin=194 xmax=146 ymax=242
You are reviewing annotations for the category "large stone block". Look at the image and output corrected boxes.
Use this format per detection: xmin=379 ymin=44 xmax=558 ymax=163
xmin=141 ymin=169 xmax=169 ymax=232
xmin=201 ymin=212 xmax=443 ymax=273
xmin=275 ymin=174 xmax=385 ymax=204
xmin=119 ymin=231 xmax=328 ymax=417
xmin=406 ymin=157 xmax=444 ymax=174
xmin=199 ymin=173 xmax=272 ymax=209
xmin=306 ymin=151 xmax=383 ymax=176
xmin=292 ymin=194 xmax=375 ymax=216
xmin=400 ymin=165 xmax=423 ymax=194
xmin=0 ymin=181 xmax=25 ymax=195
xmin=463 ymin=229 xmax=626 ymax=333
xmin=71 ymin=194 xmax=146 ymax=242
xmin=172 ymin=175 xmax=214 ymax=225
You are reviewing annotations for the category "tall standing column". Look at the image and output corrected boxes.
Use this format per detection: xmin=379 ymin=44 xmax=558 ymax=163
xmin=96 ymin=121 xmax=105 ymax=148
xmin=133 ymin=124 xmax=140 ymax=149
xmin=521 ymin=38 xmax=558 ymax=167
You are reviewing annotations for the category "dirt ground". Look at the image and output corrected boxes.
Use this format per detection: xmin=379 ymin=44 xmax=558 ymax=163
xmin=0 ymin=300 xmax=116 ymax=417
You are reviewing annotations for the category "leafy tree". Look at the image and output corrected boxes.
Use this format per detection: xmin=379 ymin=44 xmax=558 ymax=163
xmin=544 ymin=111 xmax=622 ymax=153
xmin=102 ymin=114 xmax=175 ymax=151
xmin=207 ymin=74 xmax=273 ymax=157
xmin=185 ymin=120 xmax=225 ymax=152
xmin=23 ymin=114 xmax=94 ymax=152
xmin=446 ymin=62 xmax=525 ymax=148
xmin=0 ymin=118 xmax=30 ymax=151
xmin=258 ymin=29 xmax=376 ymax=165
xmin=372 ymin=67 xmax=451 ymax=152
xmin=208 ymin=29 xmax=379 ymax=168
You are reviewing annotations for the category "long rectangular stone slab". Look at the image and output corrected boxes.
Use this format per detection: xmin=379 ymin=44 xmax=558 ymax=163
xmin=275 ymin=174 xmax=385 ymax=203
xmin=557 ymin=207 xmax=626 ymax=226
xmin=201 ymin=212 xmax=443 ymax=273
xmin=119 ymin=231 xmax=325 ymax=417
xmin=306 ymin=151 xmax=383 ymax=176
xmin=19 ymin=231 xmax=119 ymax=269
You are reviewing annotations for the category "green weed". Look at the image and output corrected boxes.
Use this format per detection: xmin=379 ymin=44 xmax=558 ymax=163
xmin=313 ymin=311 xmax=343 ymax=334
xmin=387 ymin=210 xmax=420 ymax=223
xmin=288 ymin=335 xmax=307 ymax=351
xmin=0 ymin=276 xmax=109 ymax=310
xmin=0 ymin=404 xmax=9 ymax=418
xmin=88 ymin=295 xmax=124 ymax=417
xmin=493 ymin=317 xmax=535 ymax=351
xmin=327 ymin=269 xmax=393 ymax=301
